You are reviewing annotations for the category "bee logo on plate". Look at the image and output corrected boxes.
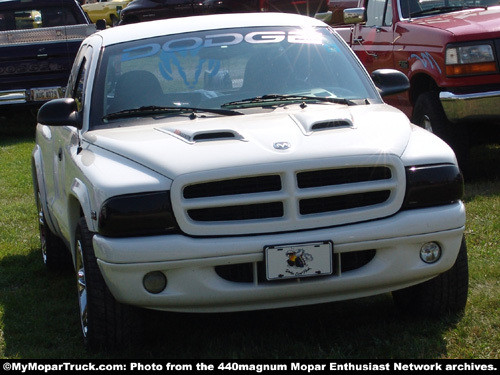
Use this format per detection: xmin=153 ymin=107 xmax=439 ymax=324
xmin=285 ymin=248 xmax=313 ymax=276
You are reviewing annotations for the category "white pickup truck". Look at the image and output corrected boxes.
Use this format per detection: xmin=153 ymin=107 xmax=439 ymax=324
xmin=32 ymin=12 xmax=468 ymax=349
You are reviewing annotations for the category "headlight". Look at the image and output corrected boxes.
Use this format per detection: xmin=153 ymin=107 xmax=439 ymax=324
xmin=445 ymin=43 xmax=497 ymax=76
xmin=402 ymin=164 xmax=463 ymax=210
xmin=98 ymin=191 xmax=179 ymax=237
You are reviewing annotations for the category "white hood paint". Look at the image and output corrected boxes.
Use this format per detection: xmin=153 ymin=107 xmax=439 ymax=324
xmin=84 ymin=103 xmax=412 ymax=179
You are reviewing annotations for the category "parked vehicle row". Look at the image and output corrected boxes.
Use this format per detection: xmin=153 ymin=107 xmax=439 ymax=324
xmin=0 ymin=0 xmax=103 ymax=117
xmin=118 ymin=0 xmax=331 ymax=24
xmin=82 ymin=0 xmax=132 ymax=26
xmin=6 ymin=0 xmax=499 ymax=352
xmin=0 ymin=0 xmax=331 ymax=117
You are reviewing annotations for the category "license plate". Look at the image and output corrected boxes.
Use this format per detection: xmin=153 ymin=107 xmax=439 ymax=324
xmin=31 ymin=87 xmax=61 ymax=101
xmin=265 ymin=241 xmax=333 ymax=280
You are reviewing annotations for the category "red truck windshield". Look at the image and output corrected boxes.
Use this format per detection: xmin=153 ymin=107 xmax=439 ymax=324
xmin=401 ymin=0 xmax=498 ymax=19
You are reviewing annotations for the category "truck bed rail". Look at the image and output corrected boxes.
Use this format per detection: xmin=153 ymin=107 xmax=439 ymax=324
xmin=0 ymin=24 xmax=96 ymax=45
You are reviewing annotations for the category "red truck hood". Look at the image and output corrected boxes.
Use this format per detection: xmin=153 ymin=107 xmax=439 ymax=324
xmin=411 ymin=6 xmax=500 ymax=38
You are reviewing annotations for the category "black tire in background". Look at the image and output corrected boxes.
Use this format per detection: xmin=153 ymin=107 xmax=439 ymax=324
xmin=412 ymin=91 xmax=470 ymax=173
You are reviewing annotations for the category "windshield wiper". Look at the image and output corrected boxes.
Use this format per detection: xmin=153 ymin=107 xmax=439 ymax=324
xmin=221 ymin=94 xmax=362 ymax=108
xmin=410 ymin=6 xmax=475 ymax=17
xmin=103 ymin=105 xmax=243 ymax=121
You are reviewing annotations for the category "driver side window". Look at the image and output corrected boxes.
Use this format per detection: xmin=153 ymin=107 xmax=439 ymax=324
xmin=366 ymin=0 xmax=392 ymax=27
xmin=67 ymin=46 xmax=93 ymax=114
xmin=73 ymin=58 xmax=87 ymax=112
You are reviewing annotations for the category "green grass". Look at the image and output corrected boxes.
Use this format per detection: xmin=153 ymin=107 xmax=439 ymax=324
xmin=0 ymin=124 xmax=498 ymax=359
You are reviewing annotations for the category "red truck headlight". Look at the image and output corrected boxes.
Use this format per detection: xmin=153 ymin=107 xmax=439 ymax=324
xmin=445 ymin=43 xmax=498 ymax=76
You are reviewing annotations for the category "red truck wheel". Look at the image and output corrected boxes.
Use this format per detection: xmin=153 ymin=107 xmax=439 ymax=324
xmin=412 ymin=92 xmax=469 ymax=172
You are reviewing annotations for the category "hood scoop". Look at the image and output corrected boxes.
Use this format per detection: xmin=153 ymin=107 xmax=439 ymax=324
xmin=291 ymin=110 xmax=354 ymax=135
xmin=311 ymin=119 xmax=353 ymax=131
xmin=156 ymin=127 xmax=246 ymax=144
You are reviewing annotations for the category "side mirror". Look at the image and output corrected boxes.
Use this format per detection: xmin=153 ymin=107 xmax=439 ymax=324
xmin=371 ymin=69 xmax=410 ymax=97
xmin=344 ymin=8 xmax=366 ymax=24
xmin=96 ymin=19 xmax=107 ymax=30
xmin=37 ymin=98 xmax=82 ymax=129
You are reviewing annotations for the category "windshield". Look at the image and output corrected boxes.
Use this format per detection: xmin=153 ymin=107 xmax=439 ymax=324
xmin=0 ymin=5 xmax=80 ymax=31
xmin=401 ymin=0 xmax=498 ymax=18
xmin=91 ymin=26 xmax=380 ymax=128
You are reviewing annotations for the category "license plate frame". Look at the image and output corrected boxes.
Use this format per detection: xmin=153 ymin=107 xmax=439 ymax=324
xmin=265 ymin=241 xmax=333 ymax=281
xmin=30 ymin=87 xmax=61 ymax=102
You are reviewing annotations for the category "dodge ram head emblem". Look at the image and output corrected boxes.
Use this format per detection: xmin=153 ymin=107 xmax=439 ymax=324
xmin=273 ymin=142 xmax=291 ymax=150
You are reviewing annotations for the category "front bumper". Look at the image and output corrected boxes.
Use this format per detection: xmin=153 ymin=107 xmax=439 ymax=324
xmin=440 ymin=89 xmax=500 ymax=123
xmin=0 ymin=87 xmax=64 ymax=106
xmin=94 ymin=203 xmax=465 ymax=313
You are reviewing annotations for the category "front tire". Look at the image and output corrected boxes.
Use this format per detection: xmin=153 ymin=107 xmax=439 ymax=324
xmin=75 ymin=217 xmax=143 ymax=349
xmin=392 ymin=236 xmax=469 ymax=317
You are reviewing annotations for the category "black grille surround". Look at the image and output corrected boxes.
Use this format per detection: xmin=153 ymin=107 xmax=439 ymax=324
xmin=171 ymin=156 xmax=406 ymax=237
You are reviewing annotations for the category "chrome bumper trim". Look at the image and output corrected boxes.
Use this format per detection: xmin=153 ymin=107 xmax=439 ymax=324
xmin=440 ymin=90 xmax=500 ymax=123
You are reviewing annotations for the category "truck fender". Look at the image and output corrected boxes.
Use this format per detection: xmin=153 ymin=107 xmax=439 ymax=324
xmin=31 ymin=145 xmax=59 ymax=237
xmin=408 ymin=52 xmax=443 ymax=86
xmin=67 ymin=178 xmax=93 ymax=262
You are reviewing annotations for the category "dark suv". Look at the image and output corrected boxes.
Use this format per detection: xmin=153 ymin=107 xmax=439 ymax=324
xmin=119 ymin=0 xmax=330 ymax=25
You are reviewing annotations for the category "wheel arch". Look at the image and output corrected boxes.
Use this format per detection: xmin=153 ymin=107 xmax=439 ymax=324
xmin=67 ymin=179 xmax=94 ymax=269
xmin=408 ymin=72 xmax=439 ymax=111
xmin=31 ymin=148 xmax=58 ymax=235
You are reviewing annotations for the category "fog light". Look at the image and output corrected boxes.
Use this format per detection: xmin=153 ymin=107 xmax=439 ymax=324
xmin=143 ymin=271 xmax=167 ymax=294
xmin=420 ymin=242 xmax=441 ymax=263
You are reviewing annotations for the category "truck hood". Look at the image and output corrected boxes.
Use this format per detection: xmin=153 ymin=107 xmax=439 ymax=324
xmin=411 ymin=6 xmax=500 ymax=37
xmin=85 ymin=103 xmax=411 ymax=179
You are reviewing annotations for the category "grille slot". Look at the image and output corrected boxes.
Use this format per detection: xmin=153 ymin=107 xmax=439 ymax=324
xmin=300 ymin=191 xmax=391 ymax=215
xmin=297 ymin=167 xmax=391 ymax=188
xmin=188 ymin=202 xmax=283 ymax=221
xmin=184 ymin=175 xmax=281 ymax=198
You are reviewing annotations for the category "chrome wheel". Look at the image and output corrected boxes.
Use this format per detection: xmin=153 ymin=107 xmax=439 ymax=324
xmin=76 ymin=238 xmax=88 ymax=340
xmin=37 ymin=192 xmax=48 ymax=265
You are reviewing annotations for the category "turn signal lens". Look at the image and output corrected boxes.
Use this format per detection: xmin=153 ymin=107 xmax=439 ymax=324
xmin=446 ymin=62 xmax=497 ymax=76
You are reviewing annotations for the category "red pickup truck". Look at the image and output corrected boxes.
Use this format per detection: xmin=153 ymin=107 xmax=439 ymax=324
xmin=335 ymin=0 xmax=500 ymax=170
